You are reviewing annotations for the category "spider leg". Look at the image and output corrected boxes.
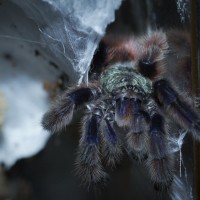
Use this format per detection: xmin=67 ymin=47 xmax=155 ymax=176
xmin=115 ymin=97 xmax=150 ymax=160
xmin=76 ymin=99 xmax=122 ymax=184
xmin=137 ymin=31 xmax=168 ymax=80
xmin=126 ymin=131 xmax=148 ymax=161
xmin=115 ymin=97 xmax=131 ymax=127
xmin=100 ymin=106 xmax=123 ymax=167
xmin=129 ymin=105 xmax=150 ymax=160
xmin=42 ymin=84 xmax=101 ymax=133
xmin=154 ymin=79 xmax=200 ymax=140
xmin=147 ymin=113 xmax=174 ymax=190
xmin=75 ymin=112 xmax=107 ymax=185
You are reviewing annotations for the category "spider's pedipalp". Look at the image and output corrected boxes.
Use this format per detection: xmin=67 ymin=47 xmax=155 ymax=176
xmin=126 ymin=131 xmax=148 ymax=161
xmin=42 ymin=84 xmax=101 ymax=133
xmin=126 ymin=100 xmax=150 ymax=160
xmin=100 ymin=119 xmax=123 ymax=167
xmin=115 ymin=97 xmax=149 ymax=128
xmin=75 ymin=114 xmax=107 ymax=185
xmin=115 ymin=95 xmax=150 ymax=160
xmin=147 ymin=113 xmax=174 ymax=190
xmin=154 ymin=79 xmax=200 ymax=140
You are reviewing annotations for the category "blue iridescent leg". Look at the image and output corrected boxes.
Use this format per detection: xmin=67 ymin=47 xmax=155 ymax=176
xmin=75 ymin=113 xmax=107 ymax=185
xmin=147 ymin=113 xmax=173 ymax=190
xmin=100 ymin=118 xmax=122 ymax=167
xmin=115 ymin=97 xmax=131 ymax=127
xmin=154 ymin=79 xmax=200 ymax=140
xmin=116 ymin=98 xmax=149 ymax=160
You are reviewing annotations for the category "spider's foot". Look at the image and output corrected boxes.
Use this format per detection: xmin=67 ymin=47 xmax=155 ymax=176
xmin=147 ymin=156 xmax=174 ymax=191
xmin=129 ymin=151 xmax=148 ymax=162
xmin=42 ymin=97 xmax=75 ymax=133
xmin=75 ymin=144 xmax=108 ymax=186
xmin=153 ymin=178 xmax=173 ymax=191
xmin=102 ymin=143 xmax=123 ymax=167
xmin=75 ymin=162 xmax=108 ymax=186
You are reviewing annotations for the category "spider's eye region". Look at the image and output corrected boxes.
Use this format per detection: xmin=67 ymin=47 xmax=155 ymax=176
xmin=139 ymin=59 xmax=156 ymax=70
xmin=116 ymin=96 xmax=142 ymax=104
xmin=138 ymin=60 xmax=157 ymax=78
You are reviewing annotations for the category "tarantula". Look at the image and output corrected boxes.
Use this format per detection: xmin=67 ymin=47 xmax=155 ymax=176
xmin=42 ymin=31 xmax=200 ymax=190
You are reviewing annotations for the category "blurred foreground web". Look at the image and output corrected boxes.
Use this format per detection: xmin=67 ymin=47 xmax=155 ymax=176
xmin=0 ymin=0 xmax=122 ymax=168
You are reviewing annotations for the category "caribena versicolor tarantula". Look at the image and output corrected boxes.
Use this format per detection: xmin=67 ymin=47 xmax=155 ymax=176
xmin=42 ymin=31 xmax=200 ymax=190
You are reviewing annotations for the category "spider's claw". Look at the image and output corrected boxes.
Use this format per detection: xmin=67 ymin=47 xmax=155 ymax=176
xmin=42 ymin=97 xmax=75 ymax=133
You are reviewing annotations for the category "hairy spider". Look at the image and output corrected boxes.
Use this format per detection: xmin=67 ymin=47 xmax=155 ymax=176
xmin=42 ymin=31 xmax=200 ymax=190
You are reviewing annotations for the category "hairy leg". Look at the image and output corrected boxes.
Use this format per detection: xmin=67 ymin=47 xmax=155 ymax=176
xmin=115 ymin=97 xmax=149 ymax=160
xmin=42 ymin=84 xmax=101 ymax=133
xmin=76 ymin=99 xmax=122 ymax=184
xmin=146 ymin=113 xmax=174 ymax=190
xmin=154 ymin=79 xmax=200 ymax=140
xmin=100 ymin=116 xmax=122 ymax=167
xmin=75 ymin=113 xmax=107 ymax=185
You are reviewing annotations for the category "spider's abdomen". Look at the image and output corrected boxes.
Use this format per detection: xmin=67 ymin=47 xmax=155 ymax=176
xmin=100 ymin=62 xmax=152 ymax=98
